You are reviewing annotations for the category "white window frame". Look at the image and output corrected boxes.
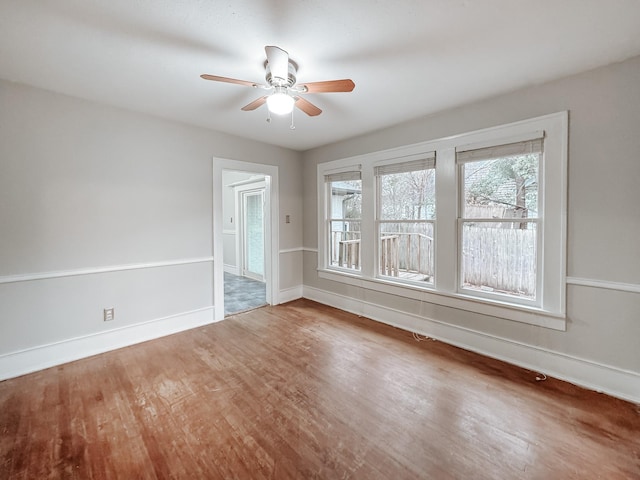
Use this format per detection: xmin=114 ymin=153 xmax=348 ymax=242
xmin=318 ymin=165 xmax=363 ymax=275
xmin=456 ymin=136 xmax=544 ymax=308
xmin=317 ymin=112 xmax=568 ymax=330
xmin=374 ymin=153 xmax=437 ymax=287
xmin=325 ymin=169 xmax=363 ymax=273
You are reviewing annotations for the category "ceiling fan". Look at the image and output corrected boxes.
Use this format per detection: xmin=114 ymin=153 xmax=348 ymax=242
xmin=201 ymin=46 xmax=355 ymax=118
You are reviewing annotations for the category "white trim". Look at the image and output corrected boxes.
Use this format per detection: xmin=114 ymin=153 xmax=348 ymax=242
xmin=223 ymin=264 xmax=240 ymax=275
xmin=456 ymin=129 xmax=545 ymax=154
xmin=0 ymin=306 xmax=217 ymax=381
xmin=316 ymin=114 xmax=562 ymax=168
xmin=225 ymin=175 xmax=265 ymax=188
xmin=302 ymin=286 xmax=640 ymax=404
xmin=279 ymin=285 xmax=303 ymax=303
xmin=0 ymin=257 xmax=214 ymax=285
xmin=317 ymin=269 xmax=566 ymax=330
xmin=316 ymin=112 xmax=568 ymax=327
xmin=222 ymin=229 xmax=236 ymax=235
xmin=213 ymin=158 xmax=280 ymax=322
xmin=279 ymin=247 xmax=304 ymax=254
xmin=236 ymin=182 xmax=267 ymax=282
xmin=567 ymin=277 xmax=640 ymax=294
xmin=303 ymin=247 xmax=319 ymax=253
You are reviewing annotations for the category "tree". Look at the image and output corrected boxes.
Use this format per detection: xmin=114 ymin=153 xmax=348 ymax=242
xmin=379 ymin=169 xmax=435 ymax=221
xmin=465 ymin=154 xmax=538 ymax=228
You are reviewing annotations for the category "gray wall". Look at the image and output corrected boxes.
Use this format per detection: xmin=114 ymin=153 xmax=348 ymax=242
xmin=0 ymin=79 xmax=301 ymax=357
xmin=1 ymin=55 xmax=638 ymax=398
xmin=302 ymin=56 xmax=640 ymax=377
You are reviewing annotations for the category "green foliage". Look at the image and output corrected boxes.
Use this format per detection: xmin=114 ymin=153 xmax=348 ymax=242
xmin=465 ymin=154 xmax=538 ymax=213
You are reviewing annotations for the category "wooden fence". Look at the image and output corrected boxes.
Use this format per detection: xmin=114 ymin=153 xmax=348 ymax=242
xmin=331 ymin=226 xmax=536 ymax=298
xmin=461 ymin=226 xmax=536 ymax=298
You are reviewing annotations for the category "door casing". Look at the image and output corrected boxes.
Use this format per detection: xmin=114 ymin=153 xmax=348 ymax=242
xmin=212 ymin=158 xmax=279 ymax=321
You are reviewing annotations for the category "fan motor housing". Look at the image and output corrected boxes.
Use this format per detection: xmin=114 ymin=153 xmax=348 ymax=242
xmin=266 ymin=62 xmax=297 ymax=87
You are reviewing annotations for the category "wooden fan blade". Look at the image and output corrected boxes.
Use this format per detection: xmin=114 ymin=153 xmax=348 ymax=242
xmin=241 ymin=96 xmax=268 ymax=111
xmin=200 ymin=74 xmax=257 ymax=88
xmin=294 ymin=96 xmax=322 ymax=117
xmin=265 ymin=45 xmax=289 ymax=83
xmin=300 ymin=79 xmax=355 ymax=93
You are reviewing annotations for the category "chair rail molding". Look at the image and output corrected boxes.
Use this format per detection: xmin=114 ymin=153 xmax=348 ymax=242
xmin=0 ymin=257 xmax=214 ymax=285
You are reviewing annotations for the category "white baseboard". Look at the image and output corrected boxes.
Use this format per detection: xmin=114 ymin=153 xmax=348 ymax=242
xmin=223 ymin=264 xmax=239 ymax=275
xmin=279 ymin=285 xmax=303 ymax=304
xmin=303 ymin=285 xmax=640 ymax=404
xmin=0 ymin=306 xmax=217 ymax=381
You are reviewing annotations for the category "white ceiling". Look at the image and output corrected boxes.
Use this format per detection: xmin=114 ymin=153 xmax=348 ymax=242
xmin=1 ymin=1 xmax=640 ymax=151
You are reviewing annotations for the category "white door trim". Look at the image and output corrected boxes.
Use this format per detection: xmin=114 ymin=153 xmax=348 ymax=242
xmin=213 ymin=158 xmax=279 ymax=321
xmin=239 ymin=185 xmax=266 ymax=281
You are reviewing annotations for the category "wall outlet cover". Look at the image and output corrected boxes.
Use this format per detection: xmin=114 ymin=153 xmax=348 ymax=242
xmin=104 ymin=308 xmax=115 ymax=322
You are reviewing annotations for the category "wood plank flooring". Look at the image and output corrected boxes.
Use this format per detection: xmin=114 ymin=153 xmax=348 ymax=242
xmin=1 ymin=299 xmax=638 ymax=479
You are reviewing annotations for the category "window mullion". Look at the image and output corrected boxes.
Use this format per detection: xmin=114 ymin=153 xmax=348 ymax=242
xmin=360 ymin=166 xmax=376 ymax=278
xmin=434 ymin=147 xmax=457 ymax=293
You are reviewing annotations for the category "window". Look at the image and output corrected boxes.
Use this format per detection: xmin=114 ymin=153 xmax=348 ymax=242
xmin=458 ymin=138 xmax=542 ymax=306
xmin=375 ymin=155 xmax=436 ymax=285
xmin=325 ymin=170 xmax=362 ymax=271
xmin=317 ymin=112 xmax=567 ymax=330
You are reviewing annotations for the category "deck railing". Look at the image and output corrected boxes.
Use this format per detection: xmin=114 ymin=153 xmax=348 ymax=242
xmin=331 ymin=227 xmax=535 ymax=296
xmin=380 ymin=232 xmax=433 ymax=279
xmin=331 ymin=231 xmax=433 ymax=280
xmin=331 ymin=230 xmax=361 ymax=270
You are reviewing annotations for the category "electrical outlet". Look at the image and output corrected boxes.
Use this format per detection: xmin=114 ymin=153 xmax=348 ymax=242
xmin=285 ymin=214 xmax=290 ymax=224
xmin=104 ymin=307 xmax=115 ymax=322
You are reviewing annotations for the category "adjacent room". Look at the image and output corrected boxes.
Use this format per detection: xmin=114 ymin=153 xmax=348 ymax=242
xmin=1 ymin=1 xmax=639 ymax=478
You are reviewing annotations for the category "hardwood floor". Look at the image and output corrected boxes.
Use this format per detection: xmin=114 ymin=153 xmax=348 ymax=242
xmin=1 ymin=299 xmax=638 ymax=479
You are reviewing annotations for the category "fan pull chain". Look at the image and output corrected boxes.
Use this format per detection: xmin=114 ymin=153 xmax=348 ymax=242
xmin=266 ymin=109 xmax=271 ymax=124
xmin=290 ymin=108 xmax=296 ymax=130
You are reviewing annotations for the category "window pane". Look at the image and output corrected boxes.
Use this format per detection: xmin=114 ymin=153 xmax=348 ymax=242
xmin=329 ymin=220 xmax=361 ymax=269
xmin=330 ymin=180 xmax=361 ymax=219
xmin=329 ymin=179 xmax=362 ymax=270
xmin=379 ymin=222 xmax=434 ymax=283
xmin=463 ymin=154 xmax=539 ymax=219
xmin=461 ymin=222 xmax=537 ymax=300
xmin=379 ymin=170 xmax=435 ymax=220
xmin=244 ymin=192 xmax=264 ymax=278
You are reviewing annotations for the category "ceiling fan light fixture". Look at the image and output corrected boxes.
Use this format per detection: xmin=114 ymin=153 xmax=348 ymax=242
xmin=266 ymin=88 xmax=295 ymax=115
xmin=201 ymin=45 xmax=355 ymax=119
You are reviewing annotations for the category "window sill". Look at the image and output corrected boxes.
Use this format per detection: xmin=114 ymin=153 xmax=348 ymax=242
xmin=317 ymin=269 xmax=566 ymax=331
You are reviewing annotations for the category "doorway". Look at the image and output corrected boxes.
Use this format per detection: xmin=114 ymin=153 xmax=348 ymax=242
xmin=223 ymin=173 xmax=266 ymax=315
xmin=239 ymin=186 xmax=265 ymax=281
xmin=213 ymin=159 xmax=279 ymax=321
